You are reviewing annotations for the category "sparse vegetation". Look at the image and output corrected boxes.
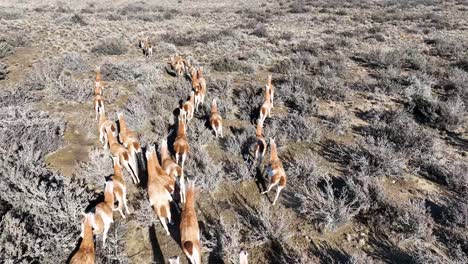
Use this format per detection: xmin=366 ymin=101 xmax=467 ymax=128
xmin=1 ymin=0 xmax=467 ymax=263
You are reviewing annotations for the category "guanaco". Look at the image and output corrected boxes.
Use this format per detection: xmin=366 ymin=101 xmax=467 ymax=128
xmin=182 ymin=91 xmax=195 ymax=124
xmin=117 ymin=112 xmax=144 ymax=175
xmin=195 ymin=68 xmax=207 ymax=111
xmin=97 ymin=107 xmax=117 ymax=149
xmin=239 ymin=249 xmax=248 ymax=264
xmin=93 ymin=94 xmax=105 ymax=121
xmin=259 ymin=85 xmax=272 ymax=123
xmin=145 ymin=42 xmax=153 ymax=58
xmin=170 ymin=55 xmax=186 ymax=77
xmin=262 ymin=138 xmax=287 ymax=205
xmin=71 ymin=214 xmax=95 ymax=264
xmin=83 ymin=179 xmax=114 ymax=247
xmin=146 ymin=145 xmax=174 ymax=235
xmin=173 ymin=110 xmax=190 ymax=169
xmin=105 ymin=124 xmax=140 ymax=184
xmin=180 ymin=181 xmax=201 ymax=264
xmin=95 ymin=66 xmax=103 ymax=94
xmin=161 ymin=138 xmax=185 ymax=203
xmin=209 ymin=98 xmax=223 ymax=138
xmin=267 ymin=74 xmax=274 ymax=107
xmin=254 ymin=119 xmax=267 ymax=163
xmin=111 ymin=156 xmax=130 ymax=218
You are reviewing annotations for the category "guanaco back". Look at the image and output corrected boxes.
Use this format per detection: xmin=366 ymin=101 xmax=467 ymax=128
xmin=71 ymin=214 xmax=95 ymax=264
xmin=262 ymin=138 xmax=287 ymax=205
xmin=182 ymin=91 xmax=195 ymax=123
xmin=98 ymin=108 xmax=117 ymax=149
xmin=209 ymin=98 xmax=223 ymax=138
xmin=180 ymin=181 xmax=201 ymax=264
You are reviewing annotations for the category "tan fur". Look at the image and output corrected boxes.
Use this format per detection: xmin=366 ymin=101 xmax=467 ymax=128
xmin=146 ymin=145 xmax=173 ymax=235
xmin=259 ymin=85 xmax=272 ymax=123
xmin=267 ymin=74 xmax=274 ymax=106
xmin=87 ymin=180 xmax=114 ymax=246
xmin=173 ymin=111 xmax=190 ymax=168
xmin=117 ymin=113 xmax=139 ymax=146
xmin=98 ymin=109 xmax=116 ymax=149
xmin=190 ymin=67 xmax=206 ymax=111
xmin=209 ymin=99 xmax=223 ymax=138
xmin=255 ymin=119 xmax=267 ymax=162
xmin=180 ymin=182 xmax=201 ymax=264
xmin=182 ymin=91 xmax=195 ymax=123
xmin=161 ymin=139 xmax=185 ymax=203
xmin=93 ymin=95 xmax=105 ymax=121
xmin=71 ymin=214 xmax=95 ymax=264
xmin=105 ymin=125 xmax=139 ymax=184
xmin=111 ymin=157 xmax=130 ymax=218
xmin=170 ymin=55 xmax=187 ymax=76
xmin=262 ymin=138 xmax=287 ymax=205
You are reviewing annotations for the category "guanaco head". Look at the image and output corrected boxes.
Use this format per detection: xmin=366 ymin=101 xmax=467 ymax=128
xmin=267 ymin=74 xmax=272 ymax=86
xmin=190 ymin=67 xmax=197 ymax=79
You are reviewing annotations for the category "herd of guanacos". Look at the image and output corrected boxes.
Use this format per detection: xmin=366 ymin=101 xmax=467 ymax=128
xmin=70 ymin=37 xmax=287 ymax=264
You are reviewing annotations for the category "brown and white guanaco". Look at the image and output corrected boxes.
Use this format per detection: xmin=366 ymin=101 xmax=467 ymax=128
xmin=111 ymin=156 xmax=130 ymax=218
xmin=170 ymin=55 xmax=187 ymax=77
xmin=267 ymin=74 xmax=274 ymax=107
xmin=259 ymin=85 xmax=272 ymax=123
xmin=93 ymin=94 xmax=105 ymax=121
xmin=161 ymin=138 xmax=185 ymax=203
xmin=82 ymin=179 xmax=114 ymax=247
xmin=182 ymin=91 xmax=195 ymax=124
xmin=254 ymin=119 xmax=267 ymax=163
xmin=105 ymin=124 xmax=140 ymax=184
xmin=180 ymin=181 xmax=201 ymax=264
xmin=146 ymin=145 xmax=174 ymax=235
xmin=71 ymin=213 xmax=95 ymax=264
xmin=173 ymin=110 xmax=190 ymax=169
xmin=209 ymin=98 xmax=223 ymax=138
xmin=97 ymin=107 xmax=117 ymax=149
xmin=95 ymin=66 xmax=103 ymax=95
xmin=190 ymin=67 xmax=206 ymax=111
xmin=262 ymin=138 xmax=287 ymax=205
xmin=117 ymin=112 xmax=144 ymax=177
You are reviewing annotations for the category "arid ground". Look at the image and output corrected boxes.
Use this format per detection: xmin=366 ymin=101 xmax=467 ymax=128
xmin=0 ymin=0 xmax=467 ymax=263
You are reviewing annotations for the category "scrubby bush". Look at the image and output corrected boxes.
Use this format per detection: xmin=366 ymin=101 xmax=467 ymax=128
xmin=100 ymin=61 xmax=155 ymax=81
xmin=185 ymin=142 xmax=223 ymax=191
xmin=0 ymin=105 xmax=93 ymax=262
xmin=212 ymin=58 xmax=255 ymax=74
xmin=0 ymin=62 xmax=8 ymax=80
xmin=92 ymin=37 xmax=128 ymax=55
xmin=251 ymin=24 xmax=268 ymax=38
xmin=0 ymin=41 xmax=14 ymax=59
xmin=296 ymin=175 xmax=369 ymax=232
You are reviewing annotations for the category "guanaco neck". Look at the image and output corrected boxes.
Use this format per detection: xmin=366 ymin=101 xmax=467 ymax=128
xmin=267 ymin=75 xmax=272 ymax=87
xmin=189 ymin=92 xmax=195 ymax=104
xmin=161 ymin=140 xmax=169 ymax=161
xmin=113 ymin=158 xmax=123 ymax=181
xmin=270 ymin=143 xmax=279 ymax=161
xmin=104 ymin=181 xmax=114 ymax=205
xmin=81 ymin=218 xmax=94 ymax=250
xmin=177 ymin=120 xmax=186 ymax=138
xmin=211 ymin=100 xmax=218 ymax=114
xmin=185 ymin=186 xmax=195 ymax=210
xmin=118 ymin=113 xmax=127 ymax=133
xmin=264 ymin=87 xmax=271 ymax=102
xmin=256 ymin=122 xmax=264 ymax=137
